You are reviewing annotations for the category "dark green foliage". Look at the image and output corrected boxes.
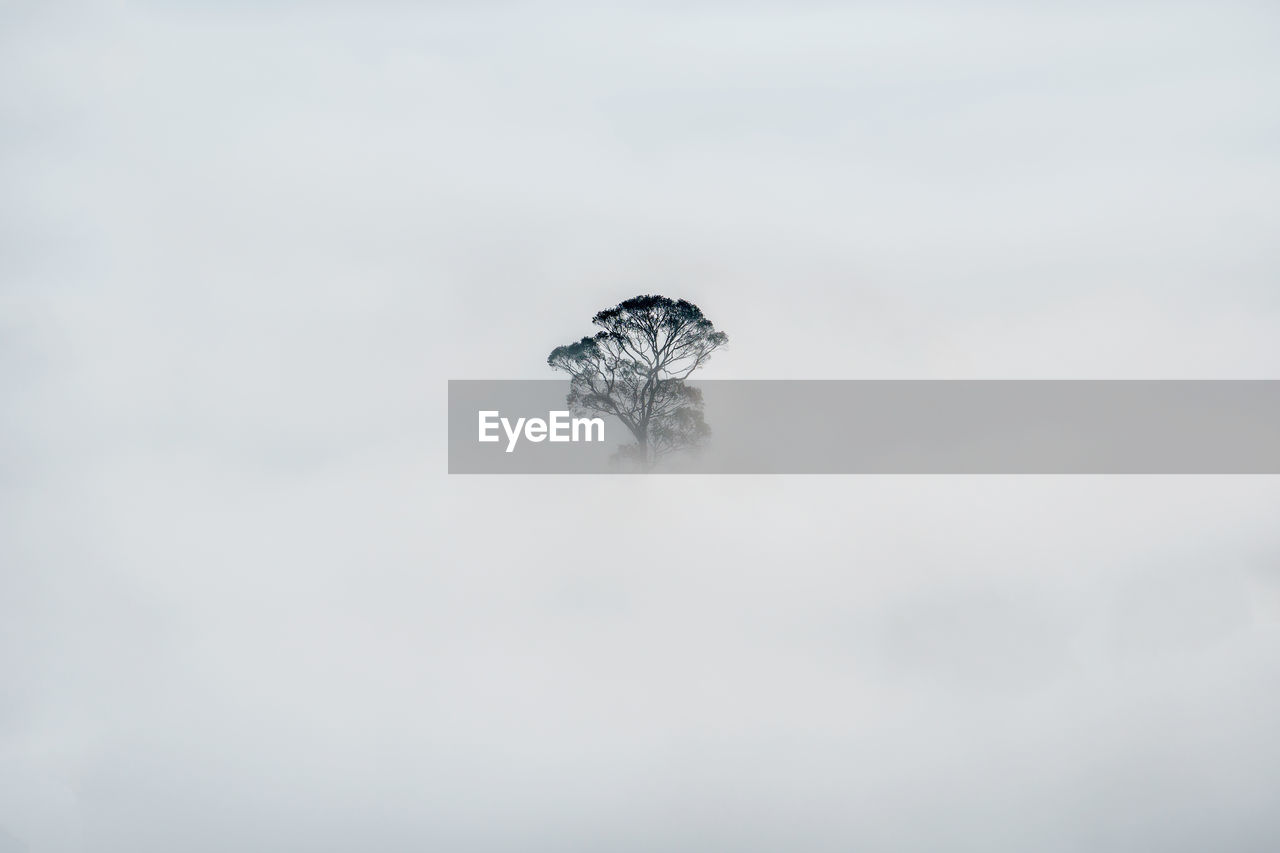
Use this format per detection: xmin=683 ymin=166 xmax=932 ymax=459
xmin=547 ymin=295 xmax=728 ymax=467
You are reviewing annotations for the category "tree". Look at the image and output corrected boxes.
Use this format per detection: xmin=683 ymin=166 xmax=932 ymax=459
xmin=548 ymin=295 xmax=728 ymax=468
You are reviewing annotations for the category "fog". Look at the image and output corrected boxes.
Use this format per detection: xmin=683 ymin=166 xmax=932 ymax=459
xmin=3 ymin=1 xmax=1279 ymax=850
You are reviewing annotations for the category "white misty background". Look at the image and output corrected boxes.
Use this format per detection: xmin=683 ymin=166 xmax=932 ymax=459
xmin=2 ymin=2 xmax=1279 ymax=851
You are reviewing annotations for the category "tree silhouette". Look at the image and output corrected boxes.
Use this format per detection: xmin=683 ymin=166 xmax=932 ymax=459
xmin=548 ymin=295 xmax=728 ymax=468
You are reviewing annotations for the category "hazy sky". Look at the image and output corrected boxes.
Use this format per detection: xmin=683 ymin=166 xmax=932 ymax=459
xmin=3 ymin=2 xmax=1279 ymax=851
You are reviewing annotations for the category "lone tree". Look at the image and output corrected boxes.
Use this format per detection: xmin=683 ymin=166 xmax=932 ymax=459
xmin=548 ymin=295 xmax=728 ymax=467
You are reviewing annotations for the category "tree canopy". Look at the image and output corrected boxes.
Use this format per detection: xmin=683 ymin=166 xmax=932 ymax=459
xmin=547 ymin=295 xmax=728 ymax=467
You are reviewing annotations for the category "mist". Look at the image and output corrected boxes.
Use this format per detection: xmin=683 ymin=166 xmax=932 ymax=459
xmin=3 ymin=1 xmax=1280 ymax=851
